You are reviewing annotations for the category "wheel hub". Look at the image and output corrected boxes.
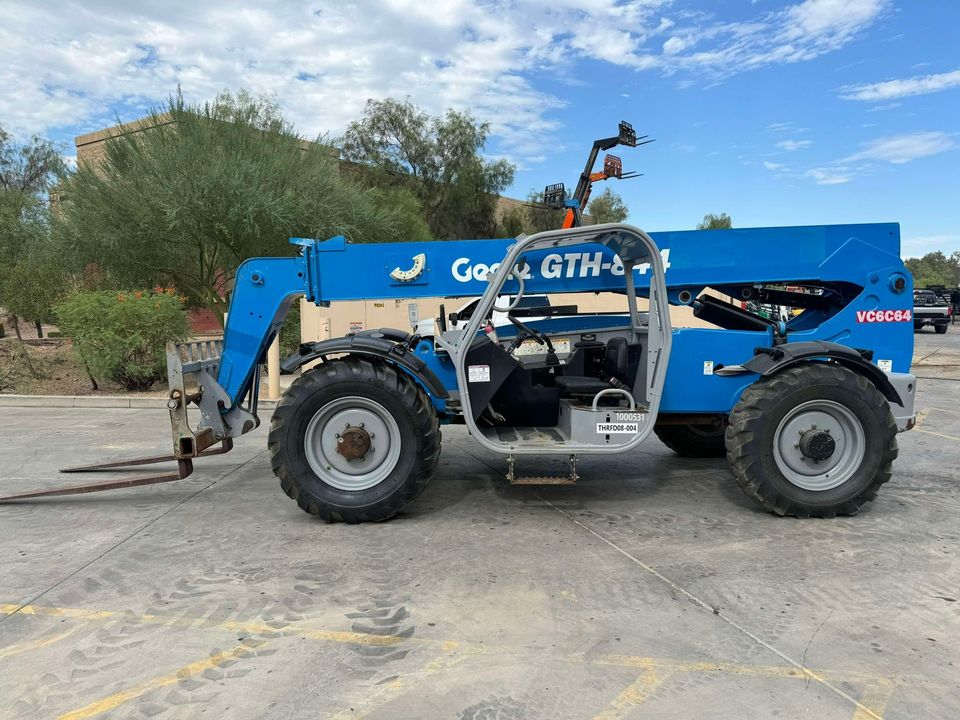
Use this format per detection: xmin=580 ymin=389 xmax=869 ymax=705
xmin=337 ymin=425 xmax=372 ymax=461
xmin=798 ymin=428 xmax=835 ymax=462
xmin=772 ymin=400 xmax=866 ymax=491
xmin=303 ymin=397 xmax=401 ymax=491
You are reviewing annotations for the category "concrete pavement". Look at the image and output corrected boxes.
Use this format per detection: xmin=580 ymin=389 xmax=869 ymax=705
xmin=0 ymin=331 xmax=958 ymax=719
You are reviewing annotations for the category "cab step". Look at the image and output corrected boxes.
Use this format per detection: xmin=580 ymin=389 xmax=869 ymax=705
xmin=506 ymin=454 xmax=578 ymax=485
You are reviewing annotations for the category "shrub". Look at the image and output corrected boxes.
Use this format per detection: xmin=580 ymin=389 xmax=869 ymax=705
xmin=55 ymin=289 xmax=188 ymax=391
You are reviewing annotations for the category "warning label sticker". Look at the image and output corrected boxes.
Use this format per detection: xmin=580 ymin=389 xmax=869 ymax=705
xmin=468 ymin=365 xmax=491 ymax=383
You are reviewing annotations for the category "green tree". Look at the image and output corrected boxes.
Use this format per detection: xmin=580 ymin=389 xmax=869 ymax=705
xmin=697 ymin=212 xmax=732 ymax=230
xmin=905 ymin=251 xmax=960 ymax=288
xmin=370 ymin=186 xmax=432 ymax=242
xmin=587 ymin=187 xmax=629 ymax=224
xmin=0 ymin=236 xmax=68 ymax=338
xmin=498 ymin=205 xmax=527 ymax=238
xmin=0 ymin=127 xmax=67 ymax=338
xmin=341 ymin=98 xmax=515 ymax=239
xmin=56 ymin=89 xmax=422 ymax=322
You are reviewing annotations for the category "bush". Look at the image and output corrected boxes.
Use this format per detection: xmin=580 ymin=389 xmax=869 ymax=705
xmin=55 ymin=289 xmax=188 ymax=391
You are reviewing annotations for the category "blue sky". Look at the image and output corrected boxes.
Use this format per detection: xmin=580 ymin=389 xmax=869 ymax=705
xmin=1 ymin=0 xmax=957 ymax=256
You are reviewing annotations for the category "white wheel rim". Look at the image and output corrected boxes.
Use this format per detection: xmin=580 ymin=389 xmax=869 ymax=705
xmin=304 ymin=396 xmax=402 ymax=491
xmin=773 ymin=399 xmax=865 ymax=491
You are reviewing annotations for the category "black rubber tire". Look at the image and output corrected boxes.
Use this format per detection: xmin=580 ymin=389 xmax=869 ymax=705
xmin=654 ymin=422 xmax=727 ymax=458
xmin=935 ymin=323 xmax=949 ymax=334
xmin=725 ymin=364 xmax=897 ymax=518
xmin=269 ymin=357 xmax=441 ymax=523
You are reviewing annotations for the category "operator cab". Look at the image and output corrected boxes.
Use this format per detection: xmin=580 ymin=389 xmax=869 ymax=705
xmin=432 ymin=224 xmax=671 ymax=464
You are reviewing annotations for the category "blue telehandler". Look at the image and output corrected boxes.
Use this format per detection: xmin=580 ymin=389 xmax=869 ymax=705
xmin=0 ymin=129 xmax=917 ymax=522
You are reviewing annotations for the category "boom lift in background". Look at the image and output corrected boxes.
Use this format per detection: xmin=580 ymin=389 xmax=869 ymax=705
xmin=0 ymin=123 xmax=918 ymax=525
xmin=539 ymin=120 xmax=652 ymax=228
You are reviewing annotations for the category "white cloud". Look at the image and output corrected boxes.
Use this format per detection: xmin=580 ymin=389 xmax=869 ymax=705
xmin=0 ymin=0 xmax=889 ymax=161
xmin=763 ymin=161 xmax=786 ymax=170
xmin=767 ymin=121 xmax=809 ymax=133
xmin=662 ymin=36 xmax=692 ymax=55
xmin=784 ymin=0 xmax=886 ymax=40
xmin=801 ymin=130 xmax=954 ymax=187
xmin=845 ymin=131 xmax=956 ymax=164
xmin=777 ymin=139 xmax=812 ymax=151
xmin=666 ymin=0 xmax=889 ymax=77
xmin=841 ymin=68 xmax=960 ymax=101
xmin=902 ymin=234 xmax=960 ymax=258
xmin=806 ymin=167 xmax=852 ymax=184
xmin=865 ymin=102 xmax=901 ymax=112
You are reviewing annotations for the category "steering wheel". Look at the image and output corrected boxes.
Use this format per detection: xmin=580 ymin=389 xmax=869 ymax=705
xmin=507 ymin=315 xmax=545 ymax=348
xmin=491 ymin=264 xmax=525 ymax=312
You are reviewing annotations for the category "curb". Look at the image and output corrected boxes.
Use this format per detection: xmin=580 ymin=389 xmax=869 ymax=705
xmin=0 ymin=394 xmax=280 ymax=410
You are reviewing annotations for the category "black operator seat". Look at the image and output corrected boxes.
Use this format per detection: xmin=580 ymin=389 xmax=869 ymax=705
xmin=555 ymin=337 xmax=629 ymax=395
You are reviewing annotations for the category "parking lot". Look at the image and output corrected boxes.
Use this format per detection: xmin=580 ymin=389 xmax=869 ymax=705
xmin=1 ymin=329 xmax=958 ymax=720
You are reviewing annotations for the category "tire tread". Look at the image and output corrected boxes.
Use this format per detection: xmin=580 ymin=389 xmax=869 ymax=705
xmin=725 ymin=363 xmax=898 ymax=518
xmin=268 ymin=357 xmax=440 ymax=523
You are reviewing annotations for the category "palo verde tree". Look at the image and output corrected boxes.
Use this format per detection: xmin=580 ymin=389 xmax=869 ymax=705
xmin=0 ymin=127 xmax=67 ymax=338
xmin=57 ymin=90 xmax=424 ymax=322
xmin=587 ymin=187 xmax=629 ymax=224
xmin=697 ymin=212 xmax=732 ymax=230
xmin=341 ymin=98 xmax=515 ymax=240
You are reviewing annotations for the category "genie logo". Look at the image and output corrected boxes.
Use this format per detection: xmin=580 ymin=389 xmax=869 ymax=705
xmin=855 ymin=309 xmax=912 ymax=323
xmin=451 ymin=249 xmax=671 ymax=283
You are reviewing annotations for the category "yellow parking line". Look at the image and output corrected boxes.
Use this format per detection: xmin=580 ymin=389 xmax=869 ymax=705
xmin=4 ymin=601 xmax=895 ymax=719
xmin=592 ymin=667 xmax=674 ymax=720
xmin=56 ymin=643 xmax=254 ymax=720
xmin=913 ymin=428 xmax=960 ymax=443
xmin=927 ymin=406 xmax=960 ymax=416
xmin=852 ymin=679 xmax=896 ymax=720
xmin=0 ymin=624 xmax=82 ymax=659
xmin=1 ymin=603 xmax=409 ymax=648
xmin=1 ymin=604 xmax=116 ymax=621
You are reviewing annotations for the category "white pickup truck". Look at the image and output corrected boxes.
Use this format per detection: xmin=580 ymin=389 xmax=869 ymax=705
xmin=913 ymin=289 xmax=952 ymax=334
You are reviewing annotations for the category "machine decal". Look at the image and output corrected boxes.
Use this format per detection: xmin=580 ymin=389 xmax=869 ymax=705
xmin=468 ymin=365 xmax=491 ymax=383
xmin=597 ymin=422 xmax=640 ymax=434
xmin=451 ymin=249 xmax=670 ymax=283
xmin=390 ymin=253 xmax=426 ymax=283
xmin=856 ymin=309 xmax=912 ymax=323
